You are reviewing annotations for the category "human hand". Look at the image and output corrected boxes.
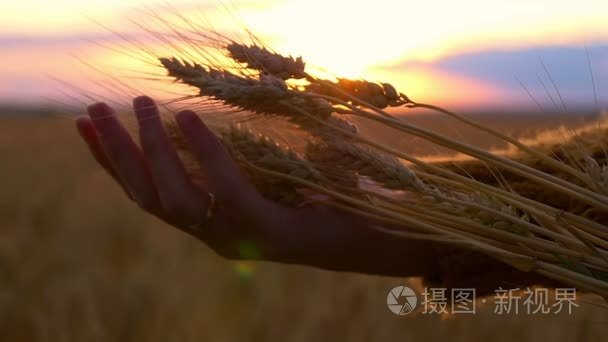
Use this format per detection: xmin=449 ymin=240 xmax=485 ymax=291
xmin=76 ymin=96 xmax=307 ymax=260
xmin=76 ymin=96 xmax=437 ymax=276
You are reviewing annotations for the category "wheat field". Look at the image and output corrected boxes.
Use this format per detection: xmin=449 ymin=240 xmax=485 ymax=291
xmin=0 ymin=111 xmax=606 ymax=341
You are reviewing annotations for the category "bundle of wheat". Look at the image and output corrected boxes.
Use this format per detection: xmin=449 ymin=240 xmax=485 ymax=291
xmin=130 ymin=22 xmax=608 ymax=299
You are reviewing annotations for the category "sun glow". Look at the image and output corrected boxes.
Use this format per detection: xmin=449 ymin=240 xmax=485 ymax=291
xmin=1 ymin=0 xmax=607 ymax=107
xmin=239 ymin=0 xmax=608 ymax=80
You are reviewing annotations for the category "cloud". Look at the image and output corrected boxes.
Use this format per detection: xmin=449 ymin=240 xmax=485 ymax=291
xmin=2 ymin=31 xmax=608 ymax=112
xmin=393 ymin=43 xmax=608 ymax=111
xmin=0 ymin=33 xmax=134 ymax=48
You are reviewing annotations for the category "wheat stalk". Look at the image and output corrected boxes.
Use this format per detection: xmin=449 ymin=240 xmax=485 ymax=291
xmin=307 ymin=139 xmax=426 ymax=191
xmin=144 ymin=27 xmax=608 ymax=298
xmin=160 ymin=57 xmax=333 ymax=128
xmin=163 ymin=50 xmax=608 ymax=212
xmin=226 ymin=42 xmax=306 ymax=80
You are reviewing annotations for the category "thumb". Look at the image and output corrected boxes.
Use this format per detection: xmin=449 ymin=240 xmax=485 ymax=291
xmin=174 ymin=110 xmax=258 ymax=203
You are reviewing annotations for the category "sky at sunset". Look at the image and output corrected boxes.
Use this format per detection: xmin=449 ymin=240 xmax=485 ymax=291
xmin=1 ymin=0 xmax=607 ymax=112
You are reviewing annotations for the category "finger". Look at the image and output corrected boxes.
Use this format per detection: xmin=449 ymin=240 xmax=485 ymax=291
xmin=87 ymin=102 xmax=162 ymax=213
xmin=75 ymin=117 xmax=120 ymax=180
xmin=175 ymin=111 xmax=298 ymax=256
xmin=75 ymin=117 xmax=133 ymax=200
xmin=174 ymin=110 xmax=258 ymax=204
xmin=133 ymin=96 xmax=208 ymax=222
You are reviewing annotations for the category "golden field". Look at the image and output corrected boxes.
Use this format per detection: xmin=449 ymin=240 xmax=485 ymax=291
xmin=0 ymin=110 xmax=606 ymax=341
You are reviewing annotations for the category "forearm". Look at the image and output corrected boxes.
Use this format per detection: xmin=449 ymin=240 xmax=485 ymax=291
xmin=431 ymin=245 xmax=557 ymax=296
xmin=275 ymin=204 xmax=439 ymax=278
xmin=273 ymin=204 xmax=555 ymax=295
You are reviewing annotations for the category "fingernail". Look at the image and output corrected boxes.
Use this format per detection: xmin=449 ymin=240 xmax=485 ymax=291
xmin=133 ymin=95 xmax=154 ymax=110
xmin=175 ymin=110 xmax=199 ymax=128
xmin=74 ymin=117 xmax=94 ymax=140
xmin=133 ymin=96 xmax=157 ymax=124
xmin=87 ymin=102 xmax=110 ymax=120
xmin=74 ymin=117 xmax=90 ymax=130
xmin=175 ymin=110 xmax=209 ymax=131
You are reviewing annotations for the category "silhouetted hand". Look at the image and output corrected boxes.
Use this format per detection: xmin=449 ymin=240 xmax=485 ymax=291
xmin=76 ymin=96 xmax=437 ymax=276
